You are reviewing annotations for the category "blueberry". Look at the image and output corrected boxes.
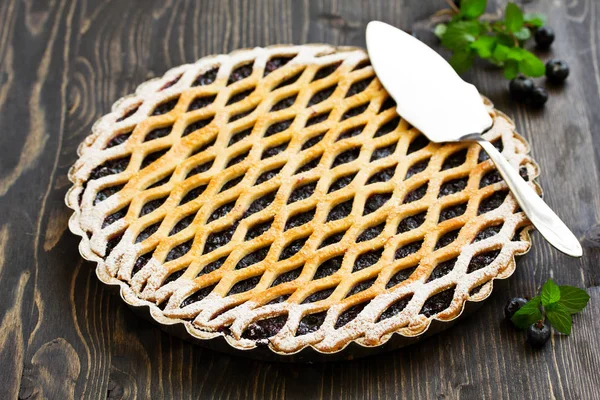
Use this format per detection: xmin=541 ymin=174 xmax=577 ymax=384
xmin=505 ymin=297 xmax=528 ymax=320
xmin=526 ymin=320 xmax=551 ymax=348
xmin=534 ymin=27 xmax=555 ymax=49
xmin=509 ymin=76 xmax=534 ymax=102
xmin=546 ymin=59 xmax=570 ymax=83
xmin=528 ymin=87 xmax=548 ymax=108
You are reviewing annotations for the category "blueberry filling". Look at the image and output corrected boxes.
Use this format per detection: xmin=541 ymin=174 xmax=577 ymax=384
xmin=334 ymin=302 xmax=369 ymax=328
xmin=139 ymin=196 xmax=168 ymax=217
xmin=262 ymin=142 xmax=289 ymax=159
xmin=397 ymin=212 xmax=426 ymax=234
xmin=346 ymin=278 xmax=376 ymax=297
xmin=403 ymin=183 xmax=428 ymax=203
xmin=353 ymin=248 xmax=383 ymax=272
xmin=328 ymin=173 xmax=356 ymax=192
xmin=386 ymin=266 xmax=416 ymax=288
xmin=271 ymin=94 xmax=297 ymax=111
xmin=374 ymin=116 xmax=400 ymax=138
xmin=319 ymin=230 xmax=346 ymax=248
xmin=243 ymin=191 xmax=276 ymax=217
xmin=203 ymin=223 xmax=238 ymax=254
xmin=439 ymin=203 xmax=467 ymax=222
xmin=419 ymin=287 xmax=455 ymax=317
xmin=285 ymin=209 xmax=315 ymax=231
xmin=265 ymin=119 xmax=293 ymax=137
xmin=426 ymin=258 xmax=457 ymax=282
xmin=180 ymin=284 xmax=217 ymax=307
xmin=188 ymin=94 xmax=216 ymax=111
xmin=370 ymin=143 xmax=396 ymax=161
xmin=301 ymin=133 xmax=325 ymax=150
xmin=439 ymin=178 xmax=468 ymax=197
xmin=326 ymin=199 xmax=353 ymax=221
xmin=332 ymin=147 xmax=360 ymax=167
xmin=312 ymin=62 xmax=341 ymax=81
xmin=367 ymin=165 xmax=396 ymax=185
xmin=314 ymin=256 xmax=343 ymax=279
xmin=166 ymin=239 xmax=193 ymax=261
xmin=478 ymin=191 xmax=508 ymax=214
xmin=271 ymin=267 xmax=302 ymax=286
xmin=341 ymin=103 xmax=368 ymax=120
xmin=435 ymin=229 xmax=460 ymax=250
xmin=395 ymin=240 xmax=423 ymax=259
xmin=308 ymin=86 xmax=336 ymax=106
xmin=227 ymin=88 xmax=255 ymax=105
xmin=288 ymin=182 xmax=317 ymax=204
xmin=441 ymin=149 xmax=468 ymax=170
xmin=363 ymin=192 xmax=392 ymax=215
xmin=467 ymin=250 xmax=500 ymax=273
xmin=264 ymin=56 xmax=294 ymax=75
xmin=356 ymin=222 xmax=385 ymax=242
xmin=235 ymin=247 xmax=269 ymax=269
xmin=242 ymin=315 xmax=287 ymax=340
xmin=245 ymin=218 xmax=273 ymax=241
xmin=182 ymin=117 xmax=214 ymax=137
xmin=227 ymin=63 xmax=253 ymax=85
xmin=192 ymin=67 xmax=218 ymax=87
xmin=377 ymin=295 xmax=413 ymax=321
xmin=345 ymin=77 xmax=374 ymax=97
xmin=135 ymin=222 xmax=161 ymax=243
xmin=90 ymin=157 xmax=130 ymax=180
xmin=228 ymin=275 xmax=262 ymax=295
xmin=294 ymin=154 xmax=321 ymax=173
xmin=296 ymin=312 xmax=327 ymax=336
xmin=255 ymin=167 xmax=282 ymax=185
xmin=180 ymin=185 xmax=207 ymax=205
xmin=279 ymin=237 xmax=308 ymax=260
xmin=151 ymin=98 xmax=179 ymax=115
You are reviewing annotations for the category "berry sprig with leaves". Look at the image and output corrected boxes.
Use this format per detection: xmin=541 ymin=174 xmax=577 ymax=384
xmin=435 ymin=0 xmax=547 ymax=79
xmin=511 ymin=279 xmax=590 ymax=336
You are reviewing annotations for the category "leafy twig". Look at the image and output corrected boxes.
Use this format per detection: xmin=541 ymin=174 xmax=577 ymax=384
xmin=434 ymin=0 xmax=547 ymax=79
xmin=511 ymin=279 xmax=590 ymax=335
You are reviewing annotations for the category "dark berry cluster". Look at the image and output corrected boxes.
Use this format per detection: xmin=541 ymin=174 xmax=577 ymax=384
xmin=505 ymin=297 xmax=551 ymax=348
xmin=509 ymin=26 xmax=569 ymax=108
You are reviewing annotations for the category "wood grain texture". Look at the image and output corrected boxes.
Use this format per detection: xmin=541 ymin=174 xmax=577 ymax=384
xmin=0 ymin=0 xmax=599 ymax=398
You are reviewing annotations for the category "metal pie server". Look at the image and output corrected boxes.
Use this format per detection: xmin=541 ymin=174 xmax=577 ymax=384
xmin=366 ymin=21 xmax=582 ymax=257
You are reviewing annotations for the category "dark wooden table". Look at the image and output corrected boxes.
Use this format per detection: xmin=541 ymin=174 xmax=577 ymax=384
xmin=1 ymin=0 xmax=599 ymax=398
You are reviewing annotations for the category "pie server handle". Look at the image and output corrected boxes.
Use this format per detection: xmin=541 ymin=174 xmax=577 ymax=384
xmin=470 ymin=134 xmax=583 ymax=257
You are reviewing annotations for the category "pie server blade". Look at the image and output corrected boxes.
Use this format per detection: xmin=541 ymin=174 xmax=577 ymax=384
xmin=366 ymin=21 xmax=582 ymax=257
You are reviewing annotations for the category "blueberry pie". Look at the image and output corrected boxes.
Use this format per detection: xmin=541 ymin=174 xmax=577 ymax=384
xmin=66 ymin=45 xmax=539 ymax=357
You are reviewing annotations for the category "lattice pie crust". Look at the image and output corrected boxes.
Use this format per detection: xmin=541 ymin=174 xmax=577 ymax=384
xmin=66 ymin=45 xmax=539 ymax=355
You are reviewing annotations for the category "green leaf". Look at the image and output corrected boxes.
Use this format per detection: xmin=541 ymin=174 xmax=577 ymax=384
xmin=470 ymin=35 xmax=497 ymax=58
xmin=558 ymin=286 xmax=591 ymax=314
xmin=460 ymin=0 xmax=487 ymax=19
xmin=505 ymin=2 xmax=524 ymax=33
xmin=496 ymin=33 xmax=516 ymax=47
xmin=449 ymin=50 xmax=475 ymax=73
xmin=524 ymin=12 xmax=547 ymax=27
xmin=503 ymin=60 xmax=519 ymax=79
xmin=511 ymin=296 xmax=542 ymax=329
xmin=513 ymin=27 xmax=531 ymax=41
xmin=518 ymin=49 xmax=545 ymax=77
xmin=541 ymin=279 xmax=561 ymax=306
xmin=492 ymin=44 xmax=511 ymax=62
xmin=507 ymin=47 xmax=525 ymax=61
xmin=434 ymin=24 xmax=448 ymax=39
xmin=441 ymin=22 xmax=480 ymax=50
xmin=546 ymin=303 xmax=572 ymax=335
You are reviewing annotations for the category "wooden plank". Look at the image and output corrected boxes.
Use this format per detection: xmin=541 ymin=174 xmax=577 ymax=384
xmin=0 ymin=0 xmax=598 ymax=399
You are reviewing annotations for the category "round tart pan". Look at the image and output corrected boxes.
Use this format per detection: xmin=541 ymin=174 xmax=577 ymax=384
xmin=66 ymin=44 xmax=539 ymax=360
